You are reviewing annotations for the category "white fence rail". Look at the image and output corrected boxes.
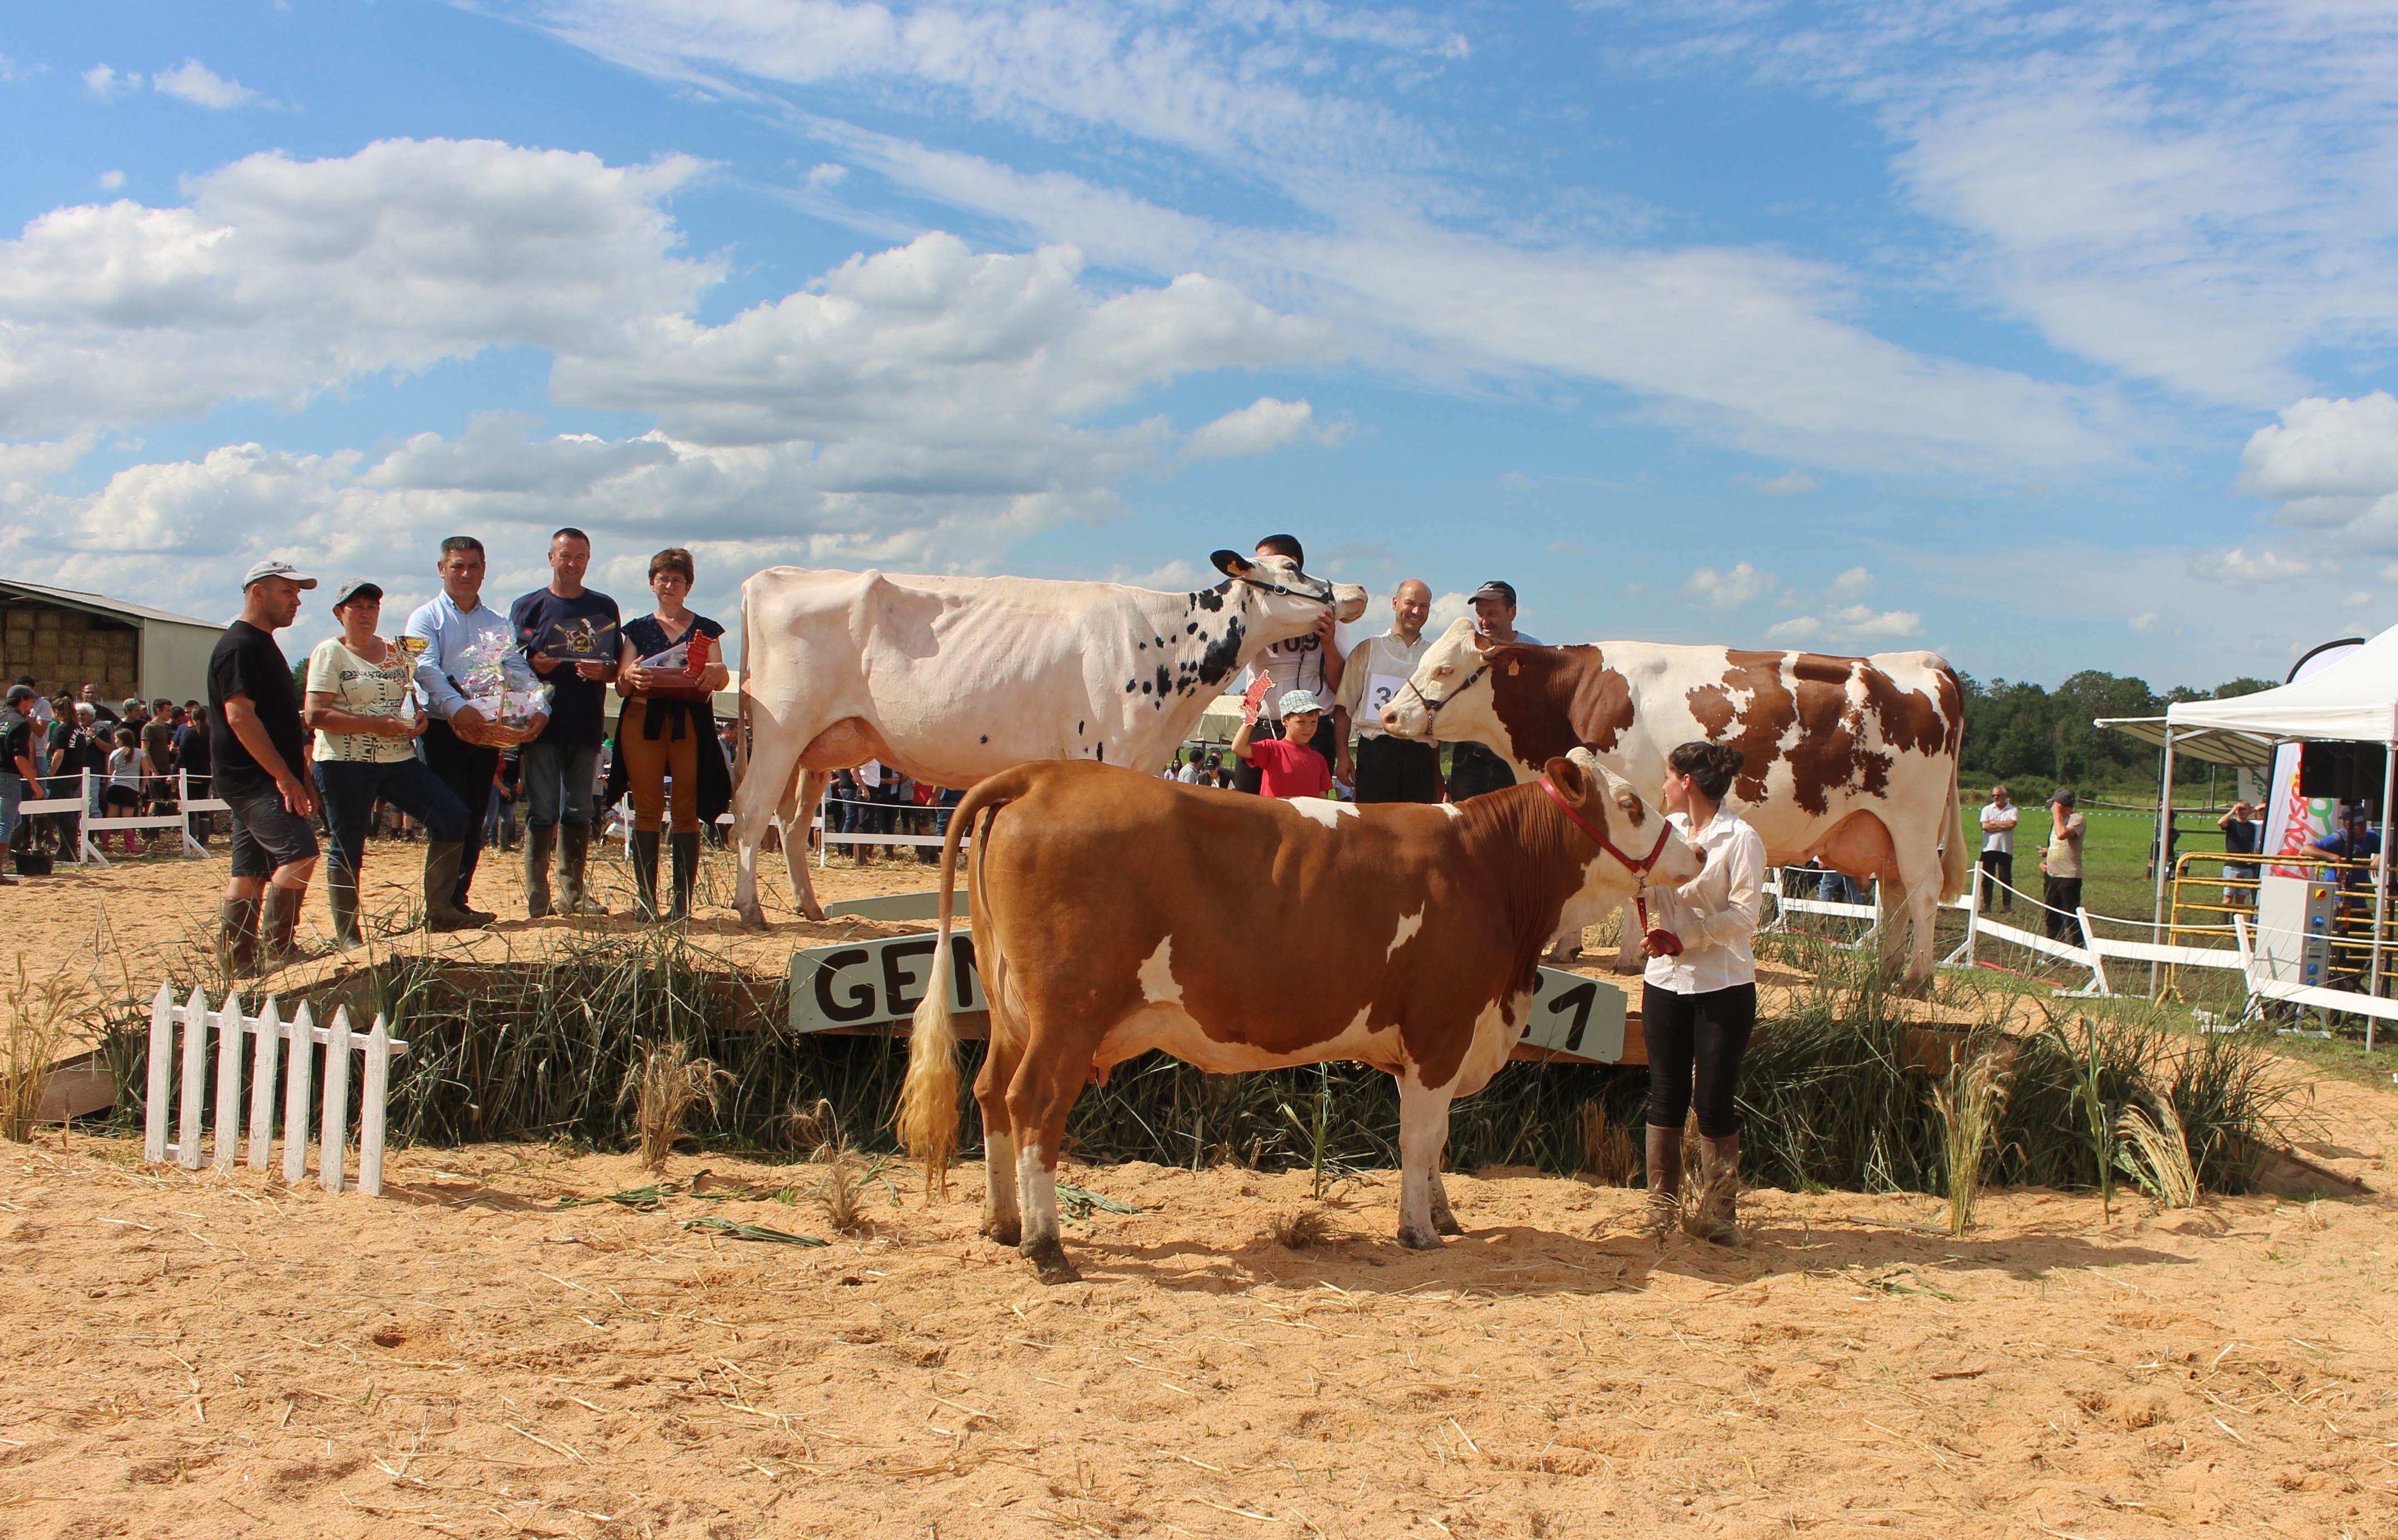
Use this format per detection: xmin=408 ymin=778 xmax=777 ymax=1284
xmin=140 ymin=984 xmax=410 ymax=1196
xmin=16 ymin=770 xmax=226 ymax=865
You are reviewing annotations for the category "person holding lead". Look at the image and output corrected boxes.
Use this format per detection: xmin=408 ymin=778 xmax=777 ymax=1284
xmin=405 ymin=537 xmax=546 ymax=925
xmin=1636 ymin=740 xmax=1768 ymax=1247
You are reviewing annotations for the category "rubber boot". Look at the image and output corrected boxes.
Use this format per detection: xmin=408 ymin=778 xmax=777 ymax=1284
xmin=421 ymin=841 xmax=491 ymax=932
xmin=258 ymin=883 xmax=316 ymax=972
xmin=631 ymin=830 xmax=662 ymax=921
xmin=1684 ymin=1134 xmax=1743 ymax=1246
xmin=668 ymin=831 xmax=700 ymax=921
xmin=218 ymin=897 xmax=260 ymax=977
xmin=558 ymin=823 xmax=606 ymax=916
xmin=1642 ymin=1124 xmax=1682 ymax=1244
xmin=325 ymin=862 xmax=364 ymax=952
xmin=522 ymin=824 xmax=557 ymax=919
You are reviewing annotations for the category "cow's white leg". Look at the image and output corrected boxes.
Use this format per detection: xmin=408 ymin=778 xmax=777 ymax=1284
xmin=1428 ymin=1167 xmax=1463 ymax=1236
xmin=1016 ymin=1140 xmax=1076 ymax=1284
xmin=1396 ymin=1073 xmax=1454 ymax=1250
xmin=782 ymin=769 xmax=828 ymax=922
xmin=1611 ymin=900 xmax=1644 ymax=975
xmin=732 ymin=721 xmax=814 ymax=928
xmin=982 ymin=1129 xmax=1020 ymax=1245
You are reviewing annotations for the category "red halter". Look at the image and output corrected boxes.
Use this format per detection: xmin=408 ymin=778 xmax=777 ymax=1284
xmin=1539 ymin=775 xmax=1682 ymax=956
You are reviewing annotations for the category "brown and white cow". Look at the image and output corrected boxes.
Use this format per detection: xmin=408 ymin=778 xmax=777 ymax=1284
xmin=1379 ymin=618 xmax=1966 ymax=987
xmin=732 ymin=553 xmax=1367 ymax=927
xmin=895 ymin=751 xmax=1703 ymax=1284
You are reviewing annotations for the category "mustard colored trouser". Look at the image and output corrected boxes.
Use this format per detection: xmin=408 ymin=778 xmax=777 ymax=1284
xmin=621 ymin=700 xmax=702 ymax=834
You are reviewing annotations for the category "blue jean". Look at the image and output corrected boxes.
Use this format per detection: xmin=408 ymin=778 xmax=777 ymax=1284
xmin=520 ymin=741 xmax=601 ymax=829
xmin=314 ymin=757 xmax=469 ymax=874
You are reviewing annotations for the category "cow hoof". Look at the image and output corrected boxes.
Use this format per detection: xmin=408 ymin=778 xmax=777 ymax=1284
xmin=1024 ymin=1239 xmax=1080 ymax=1285
xmin=1397 ymin=1225 xmax=1444 ymax=1251
xmin=983 ymin=1218 xmax=1022 ymax=1247
xmin=737 ymin=907 xmax=769 ymax=931
xmin=1544 ymin=945 xmax=1583 ymax=966
xmin=1432 ymin=1211 xmax=1464 ymax=1237
xmin=1608 ymin=960 xmax=1644 ymax=976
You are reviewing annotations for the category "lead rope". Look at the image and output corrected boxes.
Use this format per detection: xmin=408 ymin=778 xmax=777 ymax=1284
xmin=1538 ymin=775 xmax=1682 ymax=957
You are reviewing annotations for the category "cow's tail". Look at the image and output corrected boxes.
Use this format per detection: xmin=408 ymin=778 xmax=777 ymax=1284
xmin=1937 ymin=745 xmax=1969 ymax=904
xmin=896 ymin=775 xmax=1012 ymax=1199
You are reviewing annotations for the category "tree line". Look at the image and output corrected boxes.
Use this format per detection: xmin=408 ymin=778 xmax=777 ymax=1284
xmin=1958 ymin=671 xmax=2275 ymax=790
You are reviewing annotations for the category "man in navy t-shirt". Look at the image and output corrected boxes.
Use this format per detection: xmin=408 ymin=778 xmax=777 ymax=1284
xmin=511 ymin=527 xmax=622 ymax=917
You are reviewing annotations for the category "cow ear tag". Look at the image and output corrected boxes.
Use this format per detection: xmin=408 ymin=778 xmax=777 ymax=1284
xmin=1507 ymin=660 xmax=1520 ymax=675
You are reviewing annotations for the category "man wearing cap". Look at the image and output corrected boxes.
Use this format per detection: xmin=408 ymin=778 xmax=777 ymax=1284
xmin=405 ymin=536 xmax=546 ymax=924
xmin=2038 ymin=788 xmax=2087 ymax=945
xmin=510 ymin=528 xmax=620 ymax=918
xmin=1333 ymin=578 xmax=1443 ymax=804
xmin=0 ymin=682 xmax=38 ymax=883
xmin=1231 ymin=688 xmax=1334 ymax=800
xmin=1231 ymin=534 xmax=1346 ymax=794
xmin=208 ymin=561 xmax=322 ymax=973
xmin=1446 ymin=579 xmax=1542 ymax=802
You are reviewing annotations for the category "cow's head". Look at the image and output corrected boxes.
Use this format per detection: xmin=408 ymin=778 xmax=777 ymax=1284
xmin=1379 ymin=616 xmax=1508 ymax=746
xmin=1545 ymin=749 xmax=1705 ymax=926
xmin=1208 ymin=551 xmax=1368 ymax=633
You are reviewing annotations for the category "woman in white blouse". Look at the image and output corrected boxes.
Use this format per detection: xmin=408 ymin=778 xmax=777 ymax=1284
xmin=1637 ymin=740 xmax=1769 ymax=1245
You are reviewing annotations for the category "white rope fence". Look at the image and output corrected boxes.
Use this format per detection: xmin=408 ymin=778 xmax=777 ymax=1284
xmin=142 ymin=984 xmax=410 ymax=1197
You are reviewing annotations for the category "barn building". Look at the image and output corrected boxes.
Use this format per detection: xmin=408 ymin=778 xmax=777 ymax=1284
xmin=0 ymin=579 xmax=226 ymax=707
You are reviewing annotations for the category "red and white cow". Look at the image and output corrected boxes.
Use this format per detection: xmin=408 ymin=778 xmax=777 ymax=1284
xmin=732 ymin=553 xmax=1367 ymax=926
xmin=896 ymin=751 xmax=1703 ymax=1283
xmin=1380 ymin=619 xmax=1966 ymax=987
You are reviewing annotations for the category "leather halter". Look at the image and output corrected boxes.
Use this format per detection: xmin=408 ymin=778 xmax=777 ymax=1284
xmin=1539 ymin=774 xmax=1680 ymax=951
xmin=1396 ymin=658 xmax=1490 ymax=725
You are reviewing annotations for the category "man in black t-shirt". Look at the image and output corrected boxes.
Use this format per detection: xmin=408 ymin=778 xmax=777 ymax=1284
xmin=208 ymin=561 xmax=322 ymax=974
xmin=0 ymin=683 xmax=38 ymax=882
xmin=511 ymin=527 xmax=622 ymax=917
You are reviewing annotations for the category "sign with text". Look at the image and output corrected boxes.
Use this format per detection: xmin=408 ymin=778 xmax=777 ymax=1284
xmin=790 ymin=932 xmax=1631 ymax=1063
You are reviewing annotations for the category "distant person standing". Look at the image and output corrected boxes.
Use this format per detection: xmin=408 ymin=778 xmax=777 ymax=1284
xmin=2219 ymin=799 xmax=2263 ymax=907
xmin=1334 ymin=578 xmax=1442 ymax=804
xmin=406 ymin=536 xmax=545 ymax=926
xmin=511 ymin=527 xmax=621 ymax=918
xmin=1232 ymin=534 xmax=1345 ymax=792
xmin=207 ymin=561 xmax=323 ymax=974
xmin=0 ymin=683 xmax=37 ymax=882
xmin=1445 ymin=579 xmax=1540 ymax=802
xmin=2039 ymin=788 xmax=2086 ymax=945
xmin=1977 ymin=785 xmax=2018 ymax=912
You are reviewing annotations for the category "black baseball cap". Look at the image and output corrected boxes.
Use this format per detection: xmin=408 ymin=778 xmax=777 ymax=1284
xmin=1470 ymin=579 xmax=1518 ymax=606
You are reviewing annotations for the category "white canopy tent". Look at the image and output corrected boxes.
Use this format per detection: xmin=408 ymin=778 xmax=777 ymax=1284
xmin=2100 ymin=625 xmax=2398 ymax=1001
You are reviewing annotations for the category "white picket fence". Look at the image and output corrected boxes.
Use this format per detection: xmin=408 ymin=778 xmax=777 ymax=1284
xmin=140 ymin=984 xmax=410 ymax=1196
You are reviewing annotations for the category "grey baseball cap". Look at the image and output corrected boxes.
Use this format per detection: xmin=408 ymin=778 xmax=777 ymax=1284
xmin=241 ymin=559 xmax=318 ymax=589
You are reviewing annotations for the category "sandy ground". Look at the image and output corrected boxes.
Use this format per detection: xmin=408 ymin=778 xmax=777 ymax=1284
xmin=4 ymin=845 xmax=2398 ymax=1537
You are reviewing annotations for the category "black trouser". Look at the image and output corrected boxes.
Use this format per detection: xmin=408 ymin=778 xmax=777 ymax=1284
xmin=2042 ymin=876 xmax=2083 ymax=943
xmin=1977 ymin=849 xmax=2013 ymax=910
xmin=422 ymin=720 xmax=498 ymax=907
xmin=1445 ymin=739 xmax=1517 ymax=801
xmin=1354 ymin=734 xmax=1443 ymax=804
xmin=1641 ymin=982 xmax=1757 ymax=1140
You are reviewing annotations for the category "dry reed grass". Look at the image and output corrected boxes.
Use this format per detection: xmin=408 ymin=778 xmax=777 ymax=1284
xmin=2117 ymin=1095 xmax=2199 ymax=1209
xmin=1267 ymin=1209 xmax=1335 ymax=1250
xmin=2 ymin=955 xmax=90 ymax=1143
xmin=1933 ymin=1049 xmax=2007 ymax=1236
xmin=1575 ymin=1101 xmax=1639 ymax=1186
xmin=633 ymin=1040 xmax=729 ymax=1172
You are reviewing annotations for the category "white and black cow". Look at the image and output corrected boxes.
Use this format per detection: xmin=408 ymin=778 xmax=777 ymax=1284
xmin=732 ymin=552 xmax=1368 ymax=926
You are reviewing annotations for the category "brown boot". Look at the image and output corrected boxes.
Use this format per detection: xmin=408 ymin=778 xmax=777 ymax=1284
xmin=258 ymin=883 xmax=318 ymax=972
xmin=1684 ymin=1134 xmax=1742 ymax=1246
xmin=422 ymin=841 xmax=491 ymax=932
xmin=1642 ymin=1123 xmax=1682 ymax=1243
xmin=217 ymin=897 xmax=260 ymax=977
xmin=522 ymin=824 xmax=556 ymax=919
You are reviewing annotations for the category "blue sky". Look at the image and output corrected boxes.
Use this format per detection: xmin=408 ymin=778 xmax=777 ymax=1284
xmin=5 ymin=1 xmax=2397 ymax=688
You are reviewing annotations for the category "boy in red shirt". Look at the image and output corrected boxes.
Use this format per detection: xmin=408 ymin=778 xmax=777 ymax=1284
xmin=1232 ymin=687 xmax=1334 ymax=800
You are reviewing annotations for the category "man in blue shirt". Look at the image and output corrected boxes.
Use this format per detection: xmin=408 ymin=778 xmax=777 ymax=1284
xmin=405 ymin=536 xmax=546 ymax=926
xmin=2311 ymin=801 xmax=2384 ymax=983
xmin=510 ymin=528 xmax=621 ymax=918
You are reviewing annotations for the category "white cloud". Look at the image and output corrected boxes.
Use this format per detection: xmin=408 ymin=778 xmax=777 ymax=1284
xmin=2129 ymin=613 xmax=2160 ymax=633
xmin=1181 ymin=397 xmax=1340 ymax=460
xmin=2193 ymin=547 xmax=2312 ymax=583
xmin=1684 ymin=561 xmax=1775 ymax=610
xmin=2342 ymin=590 xmax=2374 ymax=609
xmin=1497 ymin=471 xmax=1535 ymax=491
xmin=0 ymin=138 xmax=717 ymax=435
xmin=1754 ymin=467 xmax=1818 ymax=496
xmin=150 ymin=59 xmax=259 ymax=109
xmin=2238 ymin=393 xmax=2398 ymax=501
xmin=1427 ymin=590 xmax=1472 ymax=634
xmin=83 ymin=64 xmax=137 ymax=100
xmin=1766 ymin=605 xmax=1924 ymax=645
xmin=96 ymin=170 xmax=124 ymax=191
xmin=1828 ymin=566 xmax=1872 ymax=600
